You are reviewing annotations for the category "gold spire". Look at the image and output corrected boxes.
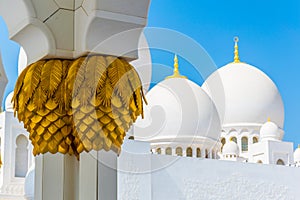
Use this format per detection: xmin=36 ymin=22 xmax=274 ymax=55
xmin=166 ymin=54 xmax=187 ymax=79
xmin=267 ymin=117 xmax=271 ymax=122
xmin=233 ymin=37 xmax=240 ymax=63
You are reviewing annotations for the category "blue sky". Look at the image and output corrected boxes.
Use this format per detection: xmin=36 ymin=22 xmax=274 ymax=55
xmin=0 ymin=18 xmax=19 ymax=107
xmin=0 ymin=0 xmax=300 ymax=147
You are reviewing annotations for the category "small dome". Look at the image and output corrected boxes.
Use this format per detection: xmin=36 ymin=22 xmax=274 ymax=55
xmin=134 ymin=77 xmax=221 ymax=145
xmin=294 ymin=146 xmax=300 ymax=163
xmin=260 ymin=121 xmax=280 ymax=141
xmin=222 ymin=141 xmax=239 ymax=156
xmin=5 ymin=91 xmax=14 ymax=111
xmin=202 ymin=62 xmax=284 ymax=128
xmin=24 ymin=165 xmax=35 ymax=200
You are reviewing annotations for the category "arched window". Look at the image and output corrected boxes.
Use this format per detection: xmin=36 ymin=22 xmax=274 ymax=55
xmin=257 ymin=160 xmax=263 ymax=164
xmin=221 ymin=138 xmax=226 ymax=145
xmin=176 ymin=147 xmax=182 ymax=156
xmin=253 ymin=137 xmax=258 ymax=144
xmin=277 ymin=159 xmax=285 ymax=165
xmin=186 ymin=147 xmax=192 ymax=157
xmin=230 ymin=137 xmax=237 ymax=143
xmin=165 ymin=147 xmax=172 ymax=155
xmin=128 ymin=136 xmax=134 ymax=140
xmin=156 ymin=148 xmax=161 ymax=154
xmin=241 ymin=137 xmax=248 ymax=151
xmin=205 ymin=149 xmax=209 ymax=158
xmin=196 ymin=148 xmax=201 ymax=158
xmin=15 ymin=135 xmax=29 ymax=177
xmin=221 ymin=138 xmax=226 ymax=152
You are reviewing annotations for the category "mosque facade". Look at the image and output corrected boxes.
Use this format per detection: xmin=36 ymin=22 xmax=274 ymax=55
xmin=0 ymin=1 xmax=299 ymax=199
xmin=0 ymin=39 xmax=299 ymax=200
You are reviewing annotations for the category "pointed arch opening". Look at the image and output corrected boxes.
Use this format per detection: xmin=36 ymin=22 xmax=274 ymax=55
xmin=221 ymin=138 xmax=226 ymax=152
xmin=205 ymin=149 xmax=209 ymax=158
xmin=253 ymin=137 xmax=258 ymax=144
xmin=176 ymin=147 xmax=182 ymax=156
xmin=230 ymin=137 xmax=237 ymax=144
xmin=156 ymin=148 xmax=161 ymax=154
xmin=196 ymin=148 xmax=201 ymax=158
xmin=276 ymin=159 xmax=285 ymax=165
xmin=241 ymin=137 xmax=248 ymax=151
xmin=15 ymin=134 xmax=29 ymax=177
xmin=186 ymin=147 xmax=192 ymax=157
xmin=165 ymin=147 xmax=172 ymax=155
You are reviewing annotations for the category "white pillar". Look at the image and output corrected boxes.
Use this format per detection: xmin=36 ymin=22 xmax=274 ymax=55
xmin=35 ymin=151 xmax=120 ymax=200
xmin=172 ymin=148 xmax=176 ymax=156
xmin=78 ymin=151 xmax=98 ymax=200
xmin=34 ymin=153 xmax=79 ymax=200
xmin=201 ymin=148 xmax=206 ymax=158
xmin=182 ymin=148 xmax=187 ymax=157
xmin=192 ymin=148 xmax=197 ymax=158
xmin=209 ymin=151 xmax=212 ymax=159
xmin=34 ymin=155 xmax=43 ymax=200
xmin=98 ymin=150 xmax=118 ymax=200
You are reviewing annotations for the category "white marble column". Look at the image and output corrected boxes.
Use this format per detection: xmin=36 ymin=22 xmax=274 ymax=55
xmin=34 ymin=153 xmax=79 ymax=200
xmin=98 ymin=150 xmax=118 ymax=200
xmin=192 ymin=148 xmax=197 ymax=158
xmin=172 ymin=148 xmax=176 ymax=156
xmin=182 ymin=148 xmax=187 ymax=157
xmin=79 ymin=151 xmax=98 ymax=200
xmin=201 ymin=148 xmax=206 ymax=158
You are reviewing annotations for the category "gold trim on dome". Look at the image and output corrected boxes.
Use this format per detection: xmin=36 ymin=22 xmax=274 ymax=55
xmin=165 ymin=54 xmax=187 ymax=79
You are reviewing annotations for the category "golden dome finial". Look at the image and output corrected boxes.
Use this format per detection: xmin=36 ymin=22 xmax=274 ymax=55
xmin=166 ymin=54 xmax=187 ymax=79
xmin=267 ymin=117 xmax=271 ymax=122
xmin=233 ymin=36 xmax=240 ymax=63
xmin=174 ymin=54 xmax=179 ymax=73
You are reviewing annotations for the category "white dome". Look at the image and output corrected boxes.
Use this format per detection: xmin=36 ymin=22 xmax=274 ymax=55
xmin=260 ymin=121 xmax=280 ymax=141
xmin=24 ymin=165 xmax=35 ymax=200
xmin=294 ymin=147 xmax=300 ymax=163
xmin=222 ymin=141 xmax=239 ymax=155
xmin=5 ymin=91 xmax=14 ymax=111
xmin=134 ymin=78 xmax=221 ymax=144
xmin=202 ymin=62 xmax=284 ymax=128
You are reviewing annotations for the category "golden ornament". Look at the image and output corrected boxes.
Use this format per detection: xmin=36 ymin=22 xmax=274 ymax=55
xmin=12 ymin=55 xmax=146 ymax=158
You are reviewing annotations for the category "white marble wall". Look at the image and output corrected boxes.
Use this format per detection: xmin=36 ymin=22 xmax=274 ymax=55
xmin=151 ymin=155 xmax=300 ymax=200
xmin=0 ymin=111 xmax=33 ymax=200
